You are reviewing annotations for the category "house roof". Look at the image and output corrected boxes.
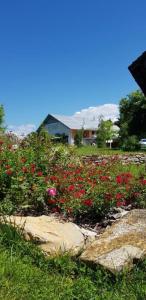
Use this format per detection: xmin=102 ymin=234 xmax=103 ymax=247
xmin=51 ymin=114 xmax=119 ymax=131
xmin=52 ymin=114 xmax=101 ymax=130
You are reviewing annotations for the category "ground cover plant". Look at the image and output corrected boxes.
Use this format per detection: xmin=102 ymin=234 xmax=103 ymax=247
xmin=0 ymin=132 xmax=145 ymax=221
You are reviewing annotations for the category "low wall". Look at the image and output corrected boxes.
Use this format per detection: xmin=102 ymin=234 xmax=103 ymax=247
xmin=82 ymin=154 xmax=146 ymax=164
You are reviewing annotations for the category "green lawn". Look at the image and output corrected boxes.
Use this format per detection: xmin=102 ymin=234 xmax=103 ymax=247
xmin=0 ymin=224 xmax=146 ymax=300
xmin=75 ymin=146 xmax=124 ymax=156
xmin=75 ymin=145 xmax=146 ymax=156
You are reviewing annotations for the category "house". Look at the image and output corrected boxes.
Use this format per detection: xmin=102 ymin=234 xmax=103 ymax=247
xmin=38 ymin=114 xmax=119 ymax=145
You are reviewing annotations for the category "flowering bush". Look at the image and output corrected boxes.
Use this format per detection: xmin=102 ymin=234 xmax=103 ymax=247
xmin=0 ymin=134 xmax=145 ymax=218
xmin=45 ymin=161 xmax=146 ymax=217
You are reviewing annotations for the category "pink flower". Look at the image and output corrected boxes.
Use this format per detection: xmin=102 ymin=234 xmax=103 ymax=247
xmin=47 ymin=187 xmax=57 ymax=196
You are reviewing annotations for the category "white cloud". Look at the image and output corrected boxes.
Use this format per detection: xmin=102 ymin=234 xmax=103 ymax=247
xmin=7 ymin=124 xmax=36 ymax=138
xmin=73 ymin=104 xmax=119 ymax=122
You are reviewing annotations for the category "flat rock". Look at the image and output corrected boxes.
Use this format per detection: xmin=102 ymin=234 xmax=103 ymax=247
xmin=79 ymin=227 xmax=97 ymax=245
xmin=0 ymin=215 xmax=92 ymax=256
xmin=80 ymin=209 xmax=146 ymax=273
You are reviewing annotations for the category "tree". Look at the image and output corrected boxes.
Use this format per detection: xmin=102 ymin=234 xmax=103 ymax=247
xmin=0 ymin=105 xmax=5 ymax=131
xmin=117 ymin=90 xmax=146 ymax=148
xmin=96 ymin=118 xmax=117 ymax=148
xmin=74 ymin=128 xmax=83 ymax=147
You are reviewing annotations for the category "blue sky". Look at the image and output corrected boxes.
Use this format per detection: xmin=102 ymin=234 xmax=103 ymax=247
xmin=0 ymin=0 xmax=146 ymax=134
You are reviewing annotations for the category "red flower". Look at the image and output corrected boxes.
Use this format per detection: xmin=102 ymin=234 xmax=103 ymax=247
xmin=22 ymin=167 xmax=28 ymax=173
xmin=141 ymin=179 xmax=146 ymax=185
xmin=76 ymin=176 xmax=84 ymax=181
xmin=48 ymin=199 xmax=56 ymax=204
xmin=74 ymin=190 xmax=86 ymax=198
xmin=79 ymin=189 xmax=86 ymax=195
xmin=5 ymin=165 xmax=11 ymax=169
xmin=116 ymin=200 xmax=126 ymax=207
xmin=21 ymin=158 xmax=27 ymax=163
xmin=75 ymin=169 xmax=81 ymax=174
xmin=50 ymin=175 xmax=58 ymax=181
xmin=31 ymin=167 xmax=35 ymax=173
xmin=82 ymin=199 xmax=93 ymax=206
xmin=30 ymin=163 xmax=36 ymax=168
xmin=5 ymin=169 xmax=13 ymax=175
xmin=68 ymin=185 xmax=75 ymax=191
xmin=37 ymin=171 xmax=43 ymax=177
xmin=105 ymin=193 xmax=112 ymax=201
xmin=115 ymin=193 xmax=124 ymax=200
xmin=78 ymin=184 xmax=84 ymax=188
xmin=51 ymin=206 xmax=60 ymax=213
xmin=100 ymin=175 xmax=110 ymax=182
xmin=58 ymin=198 xmax=66 ymax=204
xmin=116 ymin=173 xmax=133 ymax=184
xmin=116 ymin=175 xmax=123 ymax=184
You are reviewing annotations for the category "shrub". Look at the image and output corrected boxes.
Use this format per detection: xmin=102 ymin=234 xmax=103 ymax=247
xmin=74 ymin=129 xmax=83 ymax=147
xmin=0 ymin=132 xmax=145 ymax=218
xmin=121 ymin=135 xmax=140 ymax=151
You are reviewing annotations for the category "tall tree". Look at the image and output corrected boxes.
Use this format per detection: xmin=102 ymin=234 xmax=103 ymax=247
xmin=96 ymin=118 xmax=117 ymax=148
xmin=117 ymin=90 xmax=146 ymax=143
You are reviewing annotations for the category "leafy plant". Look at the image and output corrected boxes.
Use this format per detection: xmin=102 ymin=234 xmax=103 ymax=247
xmin=117 ymin=90 xmax=146 ymax=149
xmin=74 ymin=129 xmax=84 ymax=147
xmin=96 ymin=117 xmax=118 ymax=148
xmin=121 ymin=135 xmax=140 ymax=151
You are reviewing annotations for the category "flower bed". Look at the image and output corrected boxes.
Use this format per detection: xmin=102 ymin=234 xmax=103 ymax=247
xmin=0 ymin=134 xmax=146 ymax=219
xmin=46 ymin=160 xmax=146 ymax=218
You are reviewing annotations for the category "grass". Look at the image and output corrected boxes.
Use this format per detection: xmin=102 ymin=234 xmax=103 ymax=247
xmin=75 ymin=145 xmax=146 ymax=156
xmin=75 ymin=145 xmax=122 ymax=156
xmin=0 ymin=224 xmax=146 ymax=299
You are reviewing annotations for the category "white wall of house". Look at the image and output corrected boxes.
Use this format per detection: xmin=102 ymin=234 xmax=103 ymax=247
xmin=44 ymin=117 xmax=98 ymax=145
xmin=68 ymin=132 xmax=74 ymax=145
